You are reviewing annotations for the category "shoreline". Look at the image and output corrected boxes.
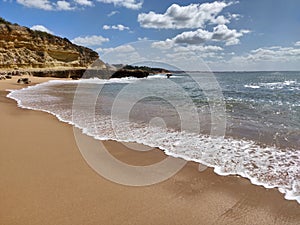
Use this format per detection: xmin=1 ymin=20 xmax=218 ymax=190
xmin=1 ymin=77 xmax=300 ymax=225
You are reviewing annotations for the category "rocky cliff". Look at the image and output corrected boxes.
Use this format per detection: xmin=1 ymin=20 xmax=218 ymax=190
xmin=0 ymin=17 xmax=100 ymax=70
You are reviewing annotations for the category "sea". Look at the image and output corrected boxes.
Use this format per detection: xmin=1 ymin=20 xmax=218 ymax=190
xmin=7 ymin=71 xmax=300 ymax=204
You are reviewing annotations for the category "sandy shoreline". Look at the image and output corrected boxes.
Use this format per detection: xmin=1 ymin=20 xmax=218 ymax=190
xmin=0 ymin=77 xmax=300 ymax=225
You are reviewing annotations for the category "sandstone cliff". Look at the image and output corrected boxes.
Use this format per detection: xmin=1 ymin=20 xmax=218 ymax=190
xmin=0 ymin=17 xmax=100 ymax=70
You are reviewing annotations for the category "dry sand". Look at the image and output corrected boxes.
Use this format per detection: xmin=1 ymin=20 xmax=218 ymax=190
xmin=0 ymin=77 xmax=300 ymax=225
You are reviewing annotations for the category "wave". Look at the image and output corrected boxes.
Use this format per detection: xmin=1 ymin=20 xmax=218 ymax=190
xmin=244 ymin=80 xmax=299 ymax=90
xmin=244 ymin=84 xmax=260 ymax=89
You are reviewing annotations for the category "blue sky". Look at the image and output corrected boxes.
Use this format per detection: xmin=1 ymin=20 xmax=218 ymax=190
xmin=1 ymin=0 xmax=300 ymax=71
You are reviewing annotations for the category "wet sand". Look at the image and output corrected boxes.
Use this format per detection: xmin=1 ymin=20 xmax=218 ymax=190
xmin=0 ymin=77 xmax=300 ymax=225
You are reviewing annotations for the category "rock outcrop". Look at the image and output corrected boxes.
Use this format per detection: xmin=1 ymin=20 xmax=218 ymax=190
xmin=110 ymin=65 xmax=170 ymax=79
xmin=0 ymin=17 xmax=100 ymax=70
xmin=111 ymin=69 xmax=149 ymax=78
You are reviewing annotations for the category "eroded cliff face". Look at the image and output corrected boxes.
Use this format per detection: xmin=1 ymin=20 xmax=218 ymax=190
xmin=0 ymin=21 xmax=100 ymax=70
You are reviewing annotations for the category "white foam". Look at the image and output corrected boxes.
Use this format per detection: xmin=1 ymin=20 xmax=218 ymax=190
xmin=244 ymin=84 xmax=260 ymax=89
xmin=147 ymin=74 xmax=185 ymax=79
xmin=46 ymin=77 xmax=141 ymax=85
xmin=244 ymin=80 xmax=300 ymax=91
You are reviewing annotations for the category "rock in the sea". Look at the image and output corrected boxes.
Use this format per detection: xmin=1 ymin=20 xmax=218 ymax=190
xmin=111 ymin=69 xmax=149 ymax=78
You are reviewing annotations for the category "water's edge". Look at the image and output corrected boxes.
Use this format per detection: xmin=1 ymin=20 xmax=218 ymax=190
xmin=6 ymin=81 xmax=300 ymax=205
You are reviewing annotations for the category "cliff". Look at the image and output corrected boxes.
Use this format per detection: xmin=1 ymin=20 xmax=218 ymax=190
xmin=0 ymin=17 xmax=100 ymax=71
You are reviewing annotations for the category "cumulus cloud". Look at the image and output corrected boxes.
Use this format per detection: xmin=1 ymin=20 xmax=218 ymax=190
xmin=102 ymin=24 xmax=129 ymax=31
xmin=71 ymin=35 xmax=109 ymax=47
xmin=102 ymin=25 xmax=110 ymax=30
xmin=212 ymin=25 xmax=250 ymax=46
xmin=17 ymin=0 xmax=93 ymax=10
xmin=30 ymin=25 xmax=53 ymax=34
xmin=138 ymin=1 xmax=234 ymax=29
xmin=173 ymin=29 xmax=212 ymax=45
xmin=17 ymin=0 xmax=78 ymax=10
xmin=153 ymin=25 xmax=250 ymax=48
xmin=74 ymin=0 xmax=93 ymax=6
xmin=56 ymin=0 xmax=74 ymax=10
xmin=17 ymin=0 xmax=53 ymax=10
xmin=96 ymin=0 xmax=142 ymax=10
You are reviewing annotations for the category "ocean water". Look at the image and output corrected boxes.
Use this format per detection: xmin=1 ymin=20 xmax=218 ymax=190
xmin=7 ymin=71 xmax=300 ymax=203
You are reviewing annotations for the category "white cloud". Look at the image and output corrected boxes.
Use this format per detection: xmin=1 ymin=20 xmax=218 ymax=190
xmin=17 ymin=0 xmax=53 ymax=10
xmin=229 ymin=13 xmax=242 ymax=20
xmin=247 ymin=46 xmax=300 ymax=62
xmin=173 ymin=29 xmax=213 ymax=45
xmin=97 ymin=44 xmax=136 ymax=54
xmin=56 ymin=0 xmax=74 ymax=10
xmin=102 ymin=24 xmax=129 ymax=31
xmin=108 ymin=10 xmax=119 ymax=17
xmin=114 ymin=25 xmax=129 ymax=31
xmin=15 ymin=0 xmax=142 ymax=11
xmin=294 ymin=41 xmax=300 ymax=47
xmin=153 ymin=25 xmax=250 ymax=48
xmin=162 ymin=44 xmax=300 ymax=71
xmin=139 ymin=1 xmax=249 ymax=57
xmin=210 ymin=44 xmax=300 ymax=71
xmin=71 ymin=35 xmax=109 ymax=47
xmin=16 ymin=0 xmax=92 ymax=10
xmin=173 ymin=45 xmax=223 ymax=53
xmin=103 ymin=25 xmax=110 ymax=30
xmin=17 ymin=0 xmax=80 ymax=10
xmin=151 ymin=39 xmax=174 ymax=49
xmin=30 ymin=25 xmax=53 ymax=34
xmin=212 ymin=25 xmax=250 ymax=46
xmin=138 ymin=1 xmax=234 ymax=29
xmin=74 ymin=0 xmax=93 ymax=6
xmin=97 ymin=0 xmax=142 ymax=10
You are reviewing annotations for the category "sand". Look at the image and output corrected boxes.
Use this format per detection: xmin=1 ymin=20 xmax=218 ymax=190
xmin=0 ymin=77 xmax=300 ymax=225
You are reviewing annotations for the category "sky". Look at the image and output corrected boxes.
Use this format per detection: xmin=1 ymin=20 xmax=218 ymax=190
xmin=1 ymin=0 xmax=300 ymax=71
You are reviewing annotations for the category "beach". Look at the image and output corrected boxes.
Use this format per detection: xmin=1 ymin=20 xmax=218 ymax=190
xmin=1 ymin=77 xmax=300 ymax=225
